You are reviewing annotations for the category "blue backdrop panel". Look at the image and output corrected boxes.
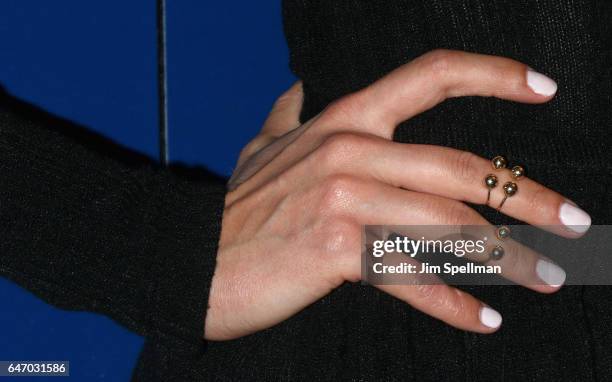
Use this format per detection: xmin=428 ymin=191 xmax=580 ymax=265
xmin=166 ymin=0 xmax=296 ymax=174
xmin=0 ymin=1 xmax=293 ymax=380
xmin=0 ymin=1 xmax=155 ymax=380
xmin=0 ymin=0 xmax=158 ymax=158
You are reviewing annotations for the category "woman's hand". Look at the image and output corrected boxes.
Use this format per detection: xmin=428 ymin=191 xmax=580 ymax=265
xmin=205 ymin=50 xmax=590 ymax=340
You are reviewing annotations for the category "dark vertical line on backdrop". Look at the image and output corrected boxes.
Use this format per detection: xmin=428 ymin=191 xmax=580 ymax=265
xmin=157 ymin=0 xmax=169 ymax=165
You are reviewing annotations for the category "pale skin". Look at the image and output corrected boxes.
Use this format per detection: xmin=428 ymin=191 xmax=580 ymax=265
xmin=204 ymin=49 xmax=590 ymax=340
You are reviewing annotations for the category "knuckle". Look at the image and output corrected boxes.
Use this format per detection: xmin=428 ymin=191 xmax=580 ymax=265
xmin=321 ymin=217 xmax=360 ymax=254
xmin=413 ymin=284 xmax=462 ymax=318
xmin=317 ymin=133 xmax=367 ymax=168
xmin=501 ymin=244 xmax=521 ymax=270
xmin=452 ymin=151 xmax=481 ymax=182
xmin=444 ymin=289 xmax=466 ymax=319
xmin=318 ymin=174 xmax=359 ymax=211
xmin=272 ymin=83 xmax=301 ymax=110
xmin=319 ymin=92 xmax=365 ymax=126
xmin=317 ymin=216 xmax=362 ymax=284
xmin=416 ymin=285 xmax=464 ymax=319
xmin=314 ymin=139 xmax=344 ymax=170
xmin=272 ymin=92 xmax=292 ymax=111
xmin=444 ymin=202 xmax=476 ymax=225
xmin=526 ymin=184 xmax=553 ymax=217
xmin=413 ymin=283 xmax=438 ymax=300
xmin=422 ymin=49 xmax=460 ymax=81
xmin=324 ymin=132 xmax=368 ymax=150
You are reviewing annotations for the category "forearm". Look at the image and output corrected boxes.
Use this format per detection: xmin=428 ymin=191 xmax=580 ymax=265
xmin=0 ymin=98 xmax=226 ymax=344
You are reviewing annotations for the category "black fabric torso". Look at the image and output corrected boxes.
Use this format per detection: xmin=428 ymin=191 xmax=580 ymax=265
xmin=135 ymin=1 xmax=612 ymax=380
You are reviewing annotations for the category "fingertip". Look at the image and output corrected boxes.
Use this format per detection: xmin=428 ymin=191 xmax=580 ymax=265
xmin=526 ymin=68 xmax=558 ymax=97
xmin=264 ymin=80 xmax=305 ymax=136
xmin=288 ymin=80 xmax=303 ymax=98
xmin=535 ymin=259 xmax=567 ymax=288
xmin=479 ymin=306 xmax=503 ymax=331
xmin=275 ymin=80 xmax=303 ymax=107
xmin=559 ymin=201 xmax=591 ymax=235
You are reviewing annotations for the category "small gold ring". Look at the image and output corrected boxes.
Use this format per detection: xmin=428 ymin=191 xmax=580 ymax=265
xmin=497 ymin=181 xmax=518 ymax=210
xmin=510 ymin=165 xmax=525 ymax=180
xmin=490 ymin=245 xmax=505 ymax=260
xmin=496 ymin=226 xmax=511 ymax=240
xmin=484 ymin=174 xmax=498 ymax=206
xmin=492 ymin=155 xmax=508 ymax=170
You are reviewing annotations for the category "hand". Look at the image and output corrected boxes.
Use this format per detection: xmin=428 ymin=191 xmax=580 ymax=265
xmin=205 ymin=50 xmax=590 ymax=340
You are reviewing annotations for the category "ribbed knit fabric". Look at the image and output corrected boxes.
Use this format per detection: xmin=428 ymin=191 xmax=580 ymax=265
xmin=0 ymin=93 xmax=226 ymax=345
xmin=3 ymin=0 xmax=612 ymax=381
xmin=137 ymin=1 xmax=612 ymax=380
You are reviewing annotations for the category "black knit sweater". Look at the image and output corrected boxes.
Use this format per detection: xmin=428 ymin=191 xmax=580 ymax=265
xmin=2 ymin=0 xmax=612 ymax=381
xmin=0 ymin=93 xmax=227 ymax=345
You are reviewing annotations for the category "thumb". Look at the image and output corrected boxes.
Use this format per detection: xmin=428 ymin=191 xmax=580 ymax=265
xmin=261 ymin=81 xmax=303 ymax=137
xmin=232 ymin=81 xmax=303 ymax=174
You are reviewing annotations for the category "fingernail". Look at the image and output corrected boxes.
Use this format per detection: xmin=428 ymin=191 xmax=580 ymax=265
xmin=526 ymin=68 xmax=558 ymax=96
xmin=536 ymin=259 xmax=566 ymax=287
xmin=479 ymin=306 xmax=502 ymax=329
xmin=559 ymin=202 xmax=591 ymax=234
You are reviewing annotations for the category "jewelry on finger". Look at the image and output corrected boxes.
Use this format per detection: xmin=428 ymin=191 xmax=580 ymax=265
xmin=490 ymin=245 xmax=505 ymax=260
xmin=498 ymin=181 xmax=518 ymax=210
xmin=496 ymin=226 xmax=511 ymax=240
xmin=492 ymin=155 xmax=508 ymax=170
xmin=511 ymin=165 xmax=525 ymax=180
xmin=484 ymin=174 xmax=498 ymax=205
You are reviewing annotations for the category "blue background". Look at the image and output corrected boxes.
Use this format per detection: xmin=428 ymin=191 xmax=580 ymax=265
xmin=0 ymin=1 xmax=295 ymax=380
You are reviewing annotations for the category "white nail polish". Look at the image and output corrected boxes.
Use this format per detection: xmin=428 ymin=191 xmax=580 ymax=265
xmin=479 ymin=306 xmax=502 ymax=329
xmin=536 ymin=260 xmax=566 ymax=287
xmin=526 ymin=69 xmax=558 ymax=96
xmin=559 ymin=202 xmax=591 ymax=234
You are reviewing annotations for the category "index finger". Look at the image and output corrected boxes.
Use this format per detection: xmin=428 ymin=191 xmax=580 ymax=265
xmin=327 ymin=49 xmax=557 ymax=138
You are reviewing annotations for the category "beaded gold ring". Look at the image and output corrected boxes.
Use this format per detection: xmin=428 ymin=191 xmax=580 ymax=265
xmin=485 ymin=156 xmax=525 ymax=210
xmin=484 ymin=174 xmax=498 ymax=206
xmin=498 ymin=181 xmax=518 ymax=210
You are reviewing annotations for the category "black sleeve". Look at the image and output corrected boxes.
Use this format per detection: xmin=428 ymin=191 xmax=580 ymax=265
xmin=0 ymin=93 xmax=227 ymax=345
